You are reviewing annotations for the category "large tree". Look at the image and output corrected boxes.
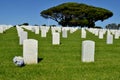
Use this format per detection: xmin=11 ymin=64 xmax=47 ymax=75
xmin=40 ymin=2 xmax=113 ymax=27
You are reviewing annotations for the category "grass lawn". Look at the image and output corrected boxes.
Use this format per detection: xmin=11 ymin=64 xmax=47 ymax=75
xmin=0 ymin=27 xmax=120 ymax=80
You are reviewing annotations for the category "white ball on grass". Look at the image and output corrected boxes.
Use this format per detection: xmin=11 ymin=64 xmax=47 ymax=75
xmin=13 ymin=56 xmax=24 ymax=67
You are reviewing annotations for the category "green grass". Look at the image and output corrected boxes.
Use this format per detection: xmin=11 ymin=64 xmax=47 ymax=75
xmin=0 ymin=27 xmax=120 ymax=80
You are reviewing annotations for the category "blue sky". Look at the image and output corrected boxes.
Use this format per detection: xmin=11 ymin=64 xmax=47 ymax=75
xmin=0 ymin=0 xmax=120 ymax=28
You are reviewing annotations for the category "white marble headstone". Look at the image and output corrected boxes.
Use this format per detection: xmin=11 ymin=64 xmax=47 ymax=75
xmin=94 ymin=30 xmax=99 ymax=36
xmin=41 ymin=29 xmax=47 ymax=37
xmin=35 ymin=26 xmax=39 ymax=34
xmin=0 ymin=27 xmax=3 ymax=33
xmin=52 ymin=32 xmax=60 ymax=45
xmin=99 ymin=31 xmax=104 ymax=39
xmin=23 ymin=39 xmax=38 ymax=64
xmin=106 ymin=34 xmax=113 ymax=44
xmin=81 ymin=28 xmax=86 ymax=38
xmin=19 ymin=31 xmax=28 ymax=45
xmin=115 ymin=31 xmax=119 ymax=39
xmin=62 ymin=29 xmax=67 ymax=38
xmin=82 ymin=40 xmax=95 ymax=62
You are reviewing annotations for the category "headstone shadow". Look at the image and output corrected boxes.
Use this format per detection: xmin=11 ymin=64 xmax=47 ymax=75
xmin=38 ymin=58 xmax=43 ymax=63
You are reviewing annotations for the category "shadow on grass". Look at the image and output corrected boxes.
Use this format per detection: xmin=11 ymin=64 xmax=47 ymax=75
xmin=38 ymin=58 xmax=43 ymax=63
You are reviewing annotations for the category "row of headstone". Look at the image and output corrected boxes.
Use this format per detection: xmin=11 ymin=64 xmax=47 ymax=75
xmin=40 ymin=26 xmax=50 ymax=37
xmin=110 ymin=30 xmax=120 ymax=39
xmin=87 ymin=28 xmax=99 ymax=36
xmin=16 ymin=26 xmax=28 ymax=45
xmin=23 ymin=39 xmax=95 ymax=64
xmin=21 ymin=25 xmax=33 ymax=31
xmin=19 ymin=26 xmax=120 ymax=46
xmin=18 ymin=26 xmax=60 ymax=45
xmin=106 ymin=29 xmax=120 ymax=44
xmin=15 ymin=26 xmax=38 ymax=64
xmin=21 ymin=25 xmax=50 ymax=38
xmin=19 ymin=27 xmax=96 ymax=64
xmin=114 ymin=31 xmax=120 ymax=39
xmin=51 ymin=26 xmax=78 ymax=34
xmin=69 ymin=27 xmax=79 ymax=33
xmin=51 ymin=27 xmax=61 ymax=33
xmin=86 ymin=28 xmax=106 ymax=38
xmin=81 ymin=28 xmax=120 ymax=62
xmin=21 ymin=25 xmax=79 ymax=38
xmin=17 ymin=26 xmax=119 ymax=63
xmin=0 ymin=25 xmax=12 ymax=33
xmin=81 ymin=29 xmax=120 ymax=62
xmin=89 ymin=28 xmax=120 ymax=44
xmin=21 ymin=25 xmax=39 ymax=34
xmin=15 ymin=26 xmax=120 ymax=64
xmin=87 ymin=28 xmax=120 ymax=40
xmin=51 ymin=27 xmax=78 ymax=45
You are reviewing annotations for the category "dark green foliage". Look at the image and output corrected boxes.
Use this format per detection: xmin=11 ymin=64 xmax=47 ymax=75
xmin=40 ymin=2 xmax=113 ymax=27
xmin=19 ymin=23 xmax=29 ymax=26
xmin=118 ymin=24 xmax=120 ymax=28
xmin=106 ymin=23 xmax=119 ymax=29
xmin=42 ymin=24 xmax=47 ymax=26
xmin=34 ymin=24 xmax=39 ymax=26
xmin=95 ymin=26 xmax=103 ymax=29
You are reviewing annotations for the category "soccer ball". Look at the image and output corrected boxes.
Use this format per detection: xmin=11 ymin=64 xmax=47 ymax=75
xmin=13 ymin=56 xmax=24 ymax=67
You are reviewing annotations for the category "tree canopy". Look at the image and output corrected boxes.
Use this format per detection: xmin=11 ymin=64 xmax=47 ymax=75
xmin=106 ymin=23 xmax=119 ymax=29
xmin=40 ymin=2 xmax=113 ymax=27
xmin=19 ymin=23 xmax=29 ymax=26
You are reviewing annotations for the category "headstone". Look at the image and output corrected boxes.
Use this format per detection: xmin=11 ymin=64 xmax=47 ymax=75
xmin=0 ymin=27 xmax=3 ymax=33
xmin=19 ymin=31 xmax=28 ymax=45
xmin=62 ymin=29 xmax=67 ymax=38
xmin=16 ymin=26 xmax=24 ymax=37
xmin=82 ymin=40 xmax=95 ymax=62
xmin=81 ymin=28 xmax=86 ymax=38
xmin=69 ymin=27 xmax=78 ymax=33
xmin=99 ymin=31 xmax=104 ymax=39
xmin=115 ymin=31 xmax=119 ymax=39
xmin=94 ymin=30 xmax=99 ymax=36
xmin=52 ymin=32 xmax=60 ymax=45
xmin=41 ymin=29 xmax=47 ymax=37
xmin=106 ymin=34 xmax=113 ymax=44
xmin=23 ymin=39 xmax=38 ymax=64
xmin=31 ymin=27 xmax=35 ymax=32
xmin=51 ymin=27 xmax=56 ymax=33
xmin=35 ymin=26 xmax=39 ymax=34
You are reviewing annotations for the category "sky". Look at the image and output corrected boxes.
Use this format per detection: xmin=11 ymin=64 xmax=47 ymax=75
xmin=0 ymin=0 xmax=120 ymax=28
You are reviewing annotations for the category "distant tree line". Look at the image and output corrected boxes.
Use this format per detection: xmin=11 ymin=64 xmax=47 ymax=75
xmin=105 ymin=23 xmax=120 ymax=29
xmin=18 ymin=23 xmax=29 ymax=26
